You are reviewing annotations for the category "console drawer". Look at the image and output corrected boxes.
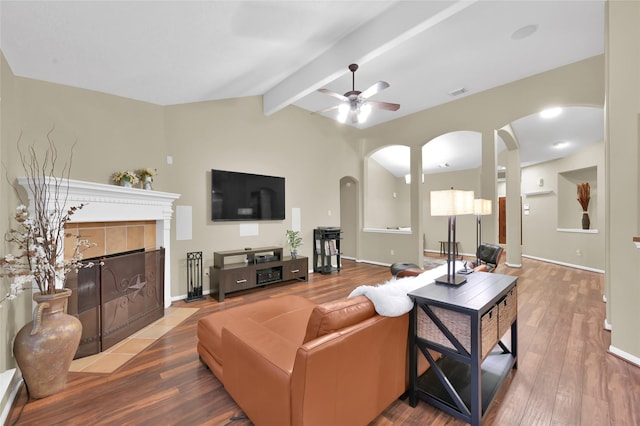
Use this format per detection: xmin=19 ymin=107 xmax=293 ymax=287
xmin=283 ymin=258 xmax=308 ymax=281
xmin=222 ymin=268 xmax=256 ymax=291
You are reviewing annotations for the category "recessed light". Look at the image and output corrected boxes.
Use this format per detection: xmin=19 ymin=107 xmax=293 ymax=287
xmin=552 ymin=141 xmax=569 ymax=149
xmin=540 ymin=107 xmax=562 ymax=119
xmin=511 ymin=24 xmax=539 ymax=40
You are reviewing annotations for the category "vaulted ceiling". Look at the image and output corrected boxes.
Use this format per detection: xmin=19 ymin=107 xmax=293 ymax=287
xmin=0 ymin=1 xmax=605 ymax=172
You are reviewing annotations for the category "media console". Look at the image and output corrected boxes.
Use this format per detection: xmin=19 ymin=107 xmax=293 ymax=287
xmin=212 ymin=246 xmax=308 ymax=302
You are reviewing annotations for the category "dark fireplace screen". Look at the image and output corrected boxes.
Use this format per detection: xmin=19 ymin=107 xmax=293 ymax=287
xmin=67 ymin=248 xmax=165 ymax=359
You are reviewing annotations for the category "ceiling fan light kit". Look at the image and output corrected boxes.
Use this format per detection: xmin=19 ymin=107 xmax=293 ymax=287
xmin=317 ymin=63 xmax=400 ymax=124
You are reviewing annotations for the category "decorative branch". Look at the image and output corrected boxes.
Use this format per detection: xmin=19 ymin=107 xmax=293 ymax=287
xmin=577 ymin=182 xmax=590 ymax=212
xmin=1 ymin=129 xmax=95 ymax=296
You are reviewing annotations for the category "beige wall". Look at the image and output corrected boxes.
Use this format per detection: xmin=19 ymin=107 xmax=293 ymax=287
xmin=163 ymin=98 xmax=359 ymax=294
xmin=365 ymin=157 xmax=410 ymax=229
xmin=605 ymin=1 xmax=640 ymax=364
xmin=520 ymin=140 xmax=605 ymax=270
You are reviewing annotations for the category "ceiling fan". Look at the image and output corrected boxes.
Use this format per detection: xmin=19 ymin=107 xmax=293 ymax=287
xmin=315 ymin=63 xmax=400 ymax=124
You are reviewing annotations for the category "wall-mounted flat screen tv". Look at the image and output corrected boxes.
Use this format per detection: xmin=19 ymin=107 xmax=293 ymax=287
xmin=211 ymin=169 xmax=285 ymax=221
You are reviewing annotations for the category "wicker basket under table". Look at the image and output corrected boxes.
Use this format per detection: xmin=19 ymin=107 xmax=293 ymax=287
xmin=417 ymin=303 xmax=499 ymax=360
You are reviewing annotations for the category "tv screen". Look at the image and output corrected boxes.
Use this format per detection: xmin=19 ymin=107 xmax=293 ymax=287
xmin=211 ymin=169 xmax=285 ymax=221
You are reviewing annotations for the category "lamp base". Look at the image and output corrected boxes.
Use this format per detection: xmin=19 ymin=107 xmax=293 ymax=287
xmin=434 ymin=274 xmax=467 ymax=286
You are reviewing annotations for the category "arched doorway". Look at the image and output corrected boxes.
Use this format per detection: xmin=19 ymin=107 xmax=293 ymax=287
xmin=339 ymin=176 xmax=359 ymax=259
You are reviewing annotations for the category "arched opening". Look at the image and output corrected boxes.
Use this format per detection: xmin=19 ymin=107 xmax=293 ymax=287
xmin=498 ymin=105 xmax=604 ymax=269
xmin=364 ymin=145 xmax=411 ymax=231
xmin=339 ymin=176 xmax=359 ymax=259
xmin=422 ymin=131 xmax=482 ymax=257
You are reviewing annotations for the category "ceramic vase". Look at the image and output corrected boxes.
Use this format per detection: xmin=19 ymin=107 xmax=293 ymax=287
xmin=143 ymin=176 xmax=152 ymax=190
xmin=582 ymin=212 xmax=590 ymax=230
xmin=121 ymin=178 xmax=132 ymax=188
xmin=13 ymin=288 xmax=82 ymax=399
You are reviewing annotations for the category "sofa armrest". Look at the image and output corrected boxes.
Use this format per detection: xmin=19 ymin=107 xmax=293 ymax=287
xmin=222 ymin=319 xmax=299 ymax=426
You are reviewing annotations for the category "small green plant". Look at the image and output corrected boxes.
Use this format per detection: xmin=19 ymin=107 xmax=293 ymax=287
xmin=286 ymin=230 xmax=303 ymax=257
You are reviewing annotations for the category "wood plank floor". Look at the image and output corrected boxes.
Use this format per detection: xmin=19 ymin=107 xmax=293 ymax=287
xmin=7 ymin=257 xmax=640 ymax=425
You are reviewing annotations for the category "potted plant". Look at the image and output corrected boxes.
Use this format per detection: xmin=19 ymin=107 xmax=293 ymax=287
xmin=1 ymin=132 xmax=98 ymax=398
xmin=136 ymin=167 xmax=157 ymax=190
xmin=286 ymin=230 xmax=303 ymax=259
xmin=111 ymin=170 xmax=139 ymax=187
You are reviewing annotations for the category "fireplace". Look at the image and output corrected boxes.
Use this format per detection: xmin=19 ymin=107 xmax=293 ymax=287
xmin=17 ymin=178 xmax=180 ymax=358
xmin=67 ymin=248 xmax=165 ymax=358
xmin=17 ymin=177 xmax=180 ymax=308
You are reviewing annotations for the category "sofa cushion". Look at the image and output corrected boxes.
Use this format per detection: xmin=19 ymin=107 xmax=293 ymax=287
xmin=197 ymin=295 xmax=316 ymax=367
xmin=302 ymin=295 xmax=375 ymax=343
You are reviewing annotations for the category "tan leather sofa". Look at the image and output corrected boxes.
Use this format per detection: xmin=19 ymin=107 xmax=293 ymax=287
xmin=197 ymin=294 xmax=424 ymax=426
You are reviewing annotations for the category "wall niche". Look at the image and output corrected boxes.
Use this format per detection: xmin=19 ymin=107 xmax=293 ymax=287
xmin=557 ymin=166 xmax=597 ymax=231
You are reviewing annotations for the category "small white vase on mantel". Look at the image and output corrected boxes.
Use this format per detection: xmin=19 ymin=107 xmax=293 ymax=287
xmin=143 ymin=176 xmax=152 ymax=190
xmin=122 ymin=178 xmax=132 ymax=188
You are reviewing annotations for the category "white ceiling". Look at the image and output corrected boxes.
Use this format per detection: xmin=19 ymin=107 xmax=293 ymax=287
xmin=0 ymin=1 xmax=605 ymax=173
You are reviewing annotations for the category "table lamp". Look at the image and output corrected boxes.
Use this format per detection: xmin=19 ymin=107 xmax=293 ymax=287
xmin=474 ymin=198 xmax=492 ymax=263
xmin=430 ymin=188 xmax=475 ymax=285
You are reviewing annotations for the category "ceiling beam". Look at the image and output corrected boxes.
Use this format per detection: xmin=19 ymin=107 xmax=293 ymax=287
xmin=262 ymin=0 xmax=478 ymax=116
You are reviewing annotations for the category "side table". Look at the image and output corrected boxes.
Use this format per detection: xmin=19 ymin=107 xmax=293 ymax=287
xmin=408 ymin=272 xmax=518 ymax=425
xmin=438 ymin=240 xmax=460 ymax=256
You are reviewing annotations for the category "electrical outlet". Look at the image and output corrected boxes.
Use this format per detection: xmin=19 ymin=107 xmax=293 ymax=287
xmin=576 ymin=249 xmax=582 ymax=256
xmin=390 ymin=249 xmax=395 ymax=255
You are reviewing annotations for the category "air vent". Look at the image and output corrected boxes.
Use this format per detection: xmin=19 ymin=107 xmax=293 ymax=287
xmin=448 ymin=87 xmax=467 ymax=97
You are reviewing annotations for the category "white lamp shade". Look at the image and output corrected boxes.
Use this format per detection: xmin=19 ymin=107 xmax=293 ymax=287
xmin=474 ymin=198 xmax=492 ymax=215
xmin=430 ymin=189 xmax=475 ymax=216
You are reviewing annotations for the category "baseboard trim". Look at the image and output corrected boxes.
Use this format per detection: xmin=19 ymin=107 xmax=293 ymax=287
xmin=521 ymin=254 xmax=604 ymax=274
xmin=604 ymin=319 xmax=612 ymax=331
xmin=0 ymin=369 xmax=22 ymax=425
xmin=609 ymin=345 xmax=640 ymax=367
xmin=358 ymin=259 xmax=391 ymax=268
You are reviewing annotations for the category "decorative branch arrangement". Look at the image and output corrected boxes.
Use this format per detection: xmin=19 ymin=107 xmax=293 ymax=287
xmin=1 ymin=130 xmax=96 ymax=299
xmin=577 ymin=182 xmax=591 ymax=212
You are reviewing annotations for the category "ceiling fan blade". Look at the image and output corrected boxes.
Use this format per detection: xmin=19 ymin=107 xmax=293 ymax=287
xmin=312 ymin=105 xmax=341 ymax=115
xmin=318 ymin=88 xmax=348 ymax=102
xmin=360 ymin=81 xmax=390 ymax=99
xmin=367 ymin=100 xmax=400 ymax=111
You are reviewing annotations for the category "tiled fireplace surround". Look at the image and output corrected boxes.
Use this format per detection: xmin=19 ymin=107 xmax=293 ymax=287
xmin=17 ymin=177 xmax=180 ymax=308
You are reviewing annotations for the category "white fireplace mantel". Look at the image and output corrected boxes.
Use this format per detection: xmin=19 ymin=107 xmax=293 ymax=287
xmin=17 ymin=177 xmax=181 ymax=307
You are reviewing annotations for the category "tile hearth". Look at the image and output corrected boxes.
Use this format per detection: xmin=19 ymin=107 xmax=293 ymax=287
xmin=69 ymin=307 xmax=198 ymax=374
